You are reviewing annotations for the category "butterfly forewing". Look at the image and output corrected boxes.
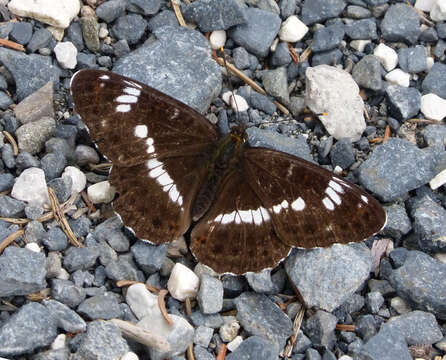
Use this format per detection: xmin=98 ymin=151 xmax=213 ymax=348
xmin=242 ymin=148 xmax=386 ymax=248
xmin=71 ymin=69 xmax=219 ymax=243
xmin=190 ymin=169 xmax=292 ymax=274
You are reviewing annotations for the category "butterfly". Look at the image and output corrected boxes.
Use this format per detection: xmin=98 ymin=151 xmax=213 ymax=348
xmin=70 ymin=69 xmax=386 ymax=275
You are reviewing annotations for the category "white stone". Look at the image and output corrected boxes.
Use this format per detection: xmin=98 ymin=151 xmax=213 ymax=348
xmin=305 ymin=65 xmax=366 ymax=142
xmin=384 ymin=69 xmax=410 ymax=87
xmin=56 ymin=268 xmax=70 ymax=280
xmin=426 ymin=57 xmax=435 ymax=71
xmin=11 ymin=167 xmax=50 ymax=208
xmin=431 ymin=0 xmax=446 ymax=21
xmin=47 ymin=26 xmax=64 ymax=41
xmin=338 ymin=356 xmax=354 ymax=360
xmin=333 ymin=165 xmax=343 ymax=175
xmin=219 ymin=320 xmax=240 ymax=342
xmin=279 ymin=15 xmax=309 ymax=42
xmin=350 ymin=39 xmax=371 ymax=53
xmin=138 ymin=314 xmax=194 ymax=360
xmin=121 ymin=352 xmax=139 ymax=360
xmin=373 ymin=43 xmax=398 ymax=72
xmin=222 ymin=92 xmax=249 ymax=112
xmin=62 ymin=166 xmax=87 ymax=194
xmin=209 ymin=30 xmax=226 ymax=50
xmin=25 ymin=243 xmax=41 ymax=252
xmin=98 ymin=27 xmax=109 ymax=39
xmin=430 ymin=168 xmax=446 ymax=190
xmin=8 ymin=0 xmax=80 ymax=29
xmin=87 ymin=181 xmax=116 ymax=204
xmin=420 ymin=93 xmax=446 ymax=121
xmin=126 ymin=283 xmax=161 ymax=320
xmin=415 ymin=0 xmax=436 ymax=12
xmin=167 ymin=263 xmax=200 ymax=301
xmin=227 ymin=336 xmax=243 ymax=352
xmin=54 ymin=41 xmax=77 ymax=69
xmin=50 ymin=334 xmax=66 ymax=350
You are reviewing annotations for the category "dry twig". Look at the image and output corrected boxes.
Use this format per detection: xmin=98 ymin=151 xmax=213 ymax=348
xmin=26 ymin=288 xmax=51 ymax=301
xmin=336 ymin=324 xmax=356 ymax=331
xmin=0 ymin=38 xmax=25 ymax=52
xmin=187 ymin=344 xmax=195 ymax=360
xmin=158 ymin=289 xmax=173 ymax=325
xmin=383 ymin=124 xmax=391 ymax=142
xmin=287 ymin=43 xmax=299 ymax=64
xmin=281 ymin=306 xmax=305 ymax=357
xmin=216 ymin=344 xmax=227 ymax=360
xmin=116 ymin=279 xmax=160 ymax=294
xmin=299 ymin=47 xmax=312 ymax=62
xmin=0 ymin=229 xmax=24 ymax=254
xmin=2 ymin=131 xmax=18 ymax=155
xmin=48 ymin=187 xmax=82 ymax=247
xmin=171 ymin=0 xmax=186 ymax=27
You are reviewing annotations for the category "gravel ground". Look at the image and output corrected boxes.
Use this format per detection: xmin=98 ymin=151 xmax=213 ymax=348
xmin=0 ymin=0 xmax=445 ymax=359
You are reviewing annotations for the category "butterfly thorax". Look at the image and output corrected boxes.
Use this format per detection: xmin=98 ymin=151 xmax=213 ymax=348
xmin=191 ymin=125 xmax=248 ymax=221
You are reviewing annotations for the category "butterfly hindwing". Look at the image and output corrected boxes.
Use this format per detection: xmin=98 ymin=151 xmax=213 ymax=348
xmin=242 ymin=148 xmax=386 ymax=248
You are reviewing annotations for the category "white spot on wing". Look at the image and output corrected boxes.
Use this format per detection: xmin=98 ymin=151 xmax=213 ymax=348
xmin=329 ymin=180 xmax=344 ymax=194
xmin=157 ymin=172 xmax=173 ymax=186
xmin=252 ymin=209 xmax=263 ymax=225
xmin=291 ymin=197 xmax=306 ymax=211
xmin=116 ymin=95 xmax=138 ymax=103
xmin=325 ymin=187 xmax=341 ymax=205
xmin=124 ymin=87 xmax=141 ymax=96
xmin=361 ymin=195 xmax=369 ymax=203
xmin=149 ymin=166 xmax=163 ymax=178
xmin=99 ymin=74 xmax=110 ymax=80
xmin=322 ymin=197 xmax=335 ymax=211
xmin=116 ymin=104 xmax=131 ymax=112
xmin=239 ymin=210 xmax=252 ymax=223
xmin=146 ymin=158 xmax=162 ymax=169
xmin=134 ymin=125 xmax=148 ymax=138
xmin=222 ymin=211 xmax=236 ymax=225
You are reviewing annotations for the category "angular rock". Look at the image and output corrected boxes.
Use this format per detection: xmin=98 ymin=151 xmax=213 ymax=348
xmin=0 ymin=246 xmax=46 ymax=296
xmin=381 ymin=3 xmax=420 ymax=44
xmin=0 ymin=196 xmax=26 ymax=218
xmin=111 ymin=14 xmax=147 ymax=45
xmin=43 ymin=299 xmax=87 ymax=333
xmin=11 ymin=167 xmax=50 ymax=208
xmin=358 ymin=138 xmax=438 ymax=201
xmin=234 ymin=292 xmax=293 ymax=352
xmin=0 ymin=302 xmax=58 ymax=357
xmin=197 ymin=274 xmax=223 ymax=314
xmin=262 ymin=67 xmax=289 ymax=105
xmin=352 ymin=55 xmax=383 ymax=91
xmin=51 ymin=279 xmax=86 ymax=308
xmin=387 ymin=250 xmax=446 ymax=320
xmin=114 ymin=26 xmax=221 ymax=114
xmin=385 ymin=85 xmax=421 ymax=121
xmin=422 ymin=62 xmax=446 ymax=99
xmin=305 ymin=65 xmax=366 ymax=142
xmin=300 ymin=0 xmax=346 ymax=25
xmin=226 ymin=336 xmax=278 ymax=360
xmin=167 ymin=262 xmax=200 ymax=301
xmin=78 ymin=293 xmax=123 ymax=320
xmin=131 ymin=240 xmax=167 ymax=274
xmin=15 ymin=116 xmax=56 ymax=154
xmin=285 ymin=244 xmax=372 ymax=312
xmin=304 ymin=310 xmax=338 ymax=349
xmin=96 ymin=0 xmax=126 ymax=23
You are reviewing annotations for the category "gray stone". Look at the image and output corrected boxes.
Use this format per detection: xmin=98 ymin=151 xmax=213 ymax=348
xmin=0 ymin=48 xmax=60 ymax=101
xmin=382 ymin=204 xmax=412 ymax=240
xmin=249 ymin=92 xmax=277 ymax=115
xmin=228 ymin=8 xmax=281 ymax=58
xmin=190 ymin=311 xmax=225 ymax=328
xmin=305 ymin=348 xmax=322 ymax=360
xmin=194 ymin=325 xmax=214 ymax=347
xmin=246 ymin=127 xmax=313 ymax=162
xmin=233 ymin=48 xmax=250 ymax=71
xmin=262 ymin=67 xmax=289 ymax=105
xmin=0 ymin=247 xmax=46 ymax=296
xmin=68 ymin=216 xmax=91 ymax=238
xmin=51 ymin=279 xmax=86 ymax=308
xmin=271 ymin=41 xmax=292 ymax=67
xmin=74 ymin=320 xmax=129 ymax=359
xmin=358 ymin=138 xmax=437 ymax=201
xmin=279 ymin=0 xmax=296 ymax=19
xmin=366 ymin=291 xmax=385 ymax=314
xmin=368 ymin=279 xmax=395 ymax=297
xmin=41 ymin=153 xmax=67 ymax=181
xmin=387 ymin=250 xmax=446 ymax=320
xmin=381 ymin=3 xmax=420 ymax=44
xmin=96 ymin=0 xmax=126 ymax=23
xmin=147 ymin=10 xmax=178 ymax=31
xmin=48 ymin=176 xmax=72 ymax=203
xmin=301 ymin=0 xmax=346 ymax=25
xmin=113 ymin=26 xmax=221 ymax=114
xmin=14 ymin=81 xmax=54 ymax=124
xmin=234 ymin=293 xmax=293 ymax=351
xmin=63 ymin=246 xmax=99 ymax=272
xmin=285 ymin=244 xmax=372 ymax=312
xmin=304 ymin=310 xmax=337 ymax=349
xmin=10 ymin=21 xmax=33 ymax=45
xmin=27 ymin=28 xmax=53 ymax=53
xmin=345 ymin=5 xmax=372 ymax=19
xmin=311 ymin=25 xmax=345 ymax=52
xmin=1 ymin=144 xmax=15 ymax=169
xmin=183 ymin=0 xmax=246 ymax=32
xmin=355 ymin=315 xmax=378 ymax=341
xmin=410 ymin=194 xmax=446 ymax=252
xmin=66 ymin=21 xmax=84 ymax=51
xmin=112 ymin=14 xmax=147 ymax=45
xmin=245 ymin=268 xmax=286 ymax=294
xmin=293 ymin=330 xmax=312 ymax=354
xmin=422 ymin=62 xmax=446 ymax=99
xmin=398 ymin=46 xmax=427 ymax=73
xmin=24 ymin=220 xmax=46 ymax=243
xmin=422 ymin=124 xmax=446 ymax=147
xmin=0 ymin=91 xmax=12 ymax=109
xmin=386 ymin=311 xmax=442 ymax=345
xmin=0 ymin=302 xmax=58 ymax=357
xmin=105 ymin=256 xmax=142 ymax=281
xmin=16 ymin=116 xmax=56 ymax=154
xmin=345 ymin=19 xmax=377 ymax=40
xmin=197 ymin=274 xmax=223 ymax=314
xmin=352 ymin=55 xmax=383 ymax=91
xmin=75 ymin=144 xmax=100 ymax=165
xmin=0 ymin=195 xmax=25 ymax=218
xmin=43 ymin=227 xmax=68 ymax=251
xmin=194 ymin=346 xmax=214 ymax=360
xmin=43 ymin=299 xmax=87 ymax=333
xmin=0 ymin=173 xmax=14 ymax=192
xmin=130 ymin=240 xmax=167 ymax=274
xmin=81 ymin=16 xmax=100 ymax=53
xmin=127 ymin=0 xmax=162 ymax=15
xmin=226 ymin=336 xmax=278 ymax=360
xmin=330 ymin=138 xmax=355 ymax=169
xmin=78 ymin=292 xmax=123 ymax=320
xmin=45 ymin=137 xmax=73 ymax=161
xmin=358 ymin=325 xmax=411 ymax=360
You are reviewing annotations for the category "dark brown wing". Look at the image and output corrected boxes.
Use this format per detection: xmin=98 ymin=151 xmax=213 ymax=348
xmin=242 ymin=148 xmax=386 ymax=248
xmin=190 ymin=168 xmax=292 ymax=274
xmin=70 ymin=69 xmax=219 ymax=243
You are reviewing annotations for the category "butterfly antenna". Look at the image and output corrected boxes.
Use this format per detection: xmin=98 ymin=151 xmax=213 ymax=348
xmin=219 ymin=46 xmax=242 ymax=122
